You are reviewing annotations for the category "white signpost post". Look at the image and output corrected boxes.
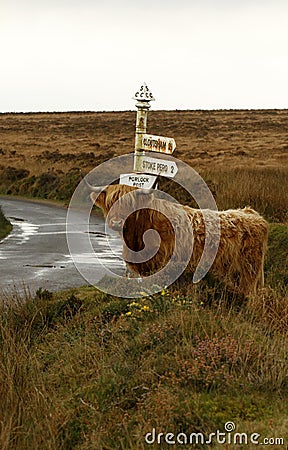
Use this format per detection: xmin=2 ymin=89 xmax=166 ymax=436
xmin=119 ymin=82 xmax=177 ymax=186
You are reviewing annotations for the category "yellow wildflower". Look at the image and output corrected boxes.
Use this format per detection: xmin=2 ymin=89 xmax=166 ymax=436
xmin=142 ymin=305 xmax=150 ymax=311
xmin=129 ymin=302 xmax=138 ymax=307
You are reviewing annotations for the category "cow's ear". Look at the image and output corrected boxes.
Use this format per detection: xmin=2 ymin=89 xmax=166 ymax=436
xmin=90 ymin=191 xmax=106 ymax=208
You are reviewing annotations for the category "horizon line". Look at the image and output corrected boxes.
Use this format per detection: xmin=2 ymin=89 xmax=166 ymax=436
xmin=0 ymin=107 xmax=287 ymax=115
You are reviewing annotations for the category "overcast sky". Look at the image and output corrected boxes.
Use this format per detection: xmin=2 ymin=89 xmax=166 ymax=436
xmin=1 ymin=0 xmax=287 ymax=111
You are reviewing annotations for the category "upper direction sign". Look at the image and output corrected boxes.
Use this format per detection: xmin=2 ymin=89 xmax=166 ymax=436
xmin=134 ymin=155 xmax=178 ymax=178
xmin=120 ymin=173 xmax=157 ymax=189
xmin=141 ymin=133 xmax=176 ymax=154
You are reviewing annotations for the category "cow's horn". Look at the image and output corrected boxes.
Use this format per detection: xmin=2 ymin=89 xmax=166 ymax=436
xmin=138 ymin=176 xmax=158 ymax=195
xmin=151 ymin=176 xmax=158 ymax=190
xmin=136 ymin=189 xmax=155 ymax=196
xmin=79 ymin=170 xmax=105 ymax=193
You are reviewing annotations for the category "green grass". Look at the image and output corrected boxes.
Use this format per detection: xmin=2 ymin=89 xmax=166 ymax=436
xmin=0 ymin=225 xmax=287 ymax=449
xmin=0 ymin=167 xmax=82 ymax=203
xmin=0 ymin=205 xmax=12 ymax=241
xmin=265 ymin=223 xmax=288 ymax=288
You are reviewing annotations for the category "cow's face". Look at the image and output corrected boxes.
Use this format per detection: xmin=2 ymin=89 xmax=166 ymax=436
xmin=107 ymin=189 xmax=154 ymax=231
xmin=89 ymin=184 xmax=138 ymax=218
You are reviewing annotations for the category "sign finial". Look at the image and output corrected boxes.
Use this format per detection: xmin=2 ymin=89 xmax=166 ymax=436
xmin=133 ymin=82 xmax=155 ymax=102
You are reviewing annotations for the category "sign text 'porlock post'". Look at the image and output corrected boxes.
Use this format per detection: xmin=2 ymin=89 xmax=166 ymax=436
xmin=119 ymin=83 xmax=178 ymax=189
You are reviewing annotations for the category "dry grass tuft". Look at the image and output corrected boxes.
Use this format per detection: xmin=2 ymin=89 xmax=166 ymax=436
xmin=202 ymin=167 xmax=288 ymax=222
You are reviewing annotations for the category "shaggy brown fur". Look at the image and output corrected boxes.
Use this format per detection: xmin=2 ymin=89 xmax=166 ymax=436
xmin=90 ymin=185 xmax=269 ymax=296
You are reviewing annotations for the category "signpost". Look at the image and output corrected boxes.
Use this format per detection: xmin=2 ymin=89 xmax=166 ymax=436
xmin=141 ymin=134 xmax=176 ymax=154
xmin=119 ymin=82 xmax=178 ymax=186
xmin=120 ymin=173 xmax=157 ymax=189
xmin=134 ymin=155 xmax=178 ymax=178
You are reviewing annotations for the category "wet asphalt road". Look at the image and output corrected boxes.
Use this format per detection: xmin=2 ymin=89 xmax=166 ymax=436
xmin=0 ymin=197 xmax=124 ymax=295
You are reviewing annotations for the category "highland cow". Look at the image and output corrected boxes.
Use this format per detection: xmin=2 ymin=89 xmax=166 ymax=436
xmin=84 ymin=180 xmax=268 ymax=296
